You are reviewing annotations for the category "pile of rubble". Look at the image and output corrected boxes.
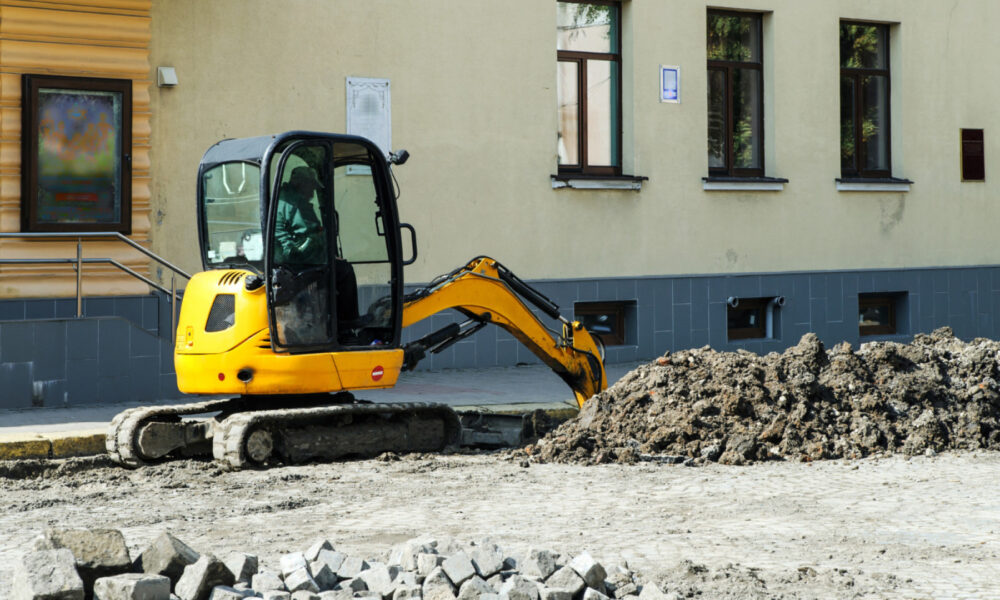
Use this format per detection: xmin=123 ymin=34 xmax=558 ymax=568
xmin=531 ymin=328 xmax=1000 ymax=465
xmin=13 ymin=528 xmax=669 ymax=600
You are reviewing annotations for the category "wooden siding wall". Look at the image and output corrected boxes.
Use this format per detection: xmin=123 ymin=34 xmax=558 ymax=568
xmin=0 ymin=0 xmax=151 ymax=298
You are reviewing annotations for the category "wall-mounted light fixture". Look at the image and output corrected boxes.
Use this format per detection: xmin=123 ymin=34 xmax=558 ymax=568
xmin=157 ymin=67 xmax=178 ymax=87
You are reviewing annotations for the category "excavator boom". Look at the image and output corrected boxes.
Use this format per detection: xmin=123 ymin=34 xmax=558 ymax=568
xmin=400 ymin=257 xmax=607 ymax=407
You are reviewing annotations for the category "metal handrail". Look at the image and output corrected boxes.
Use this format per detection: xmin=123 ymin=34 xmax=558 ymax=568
xmin=0 ymin=232 xmax=192 ymax=341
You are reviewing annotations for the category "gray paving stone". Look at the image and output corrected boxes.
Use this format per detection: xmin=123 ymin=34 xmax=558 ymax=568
xmin=568 ymin=552 xmax=606 ymax=590
xmin=637 ymin=585 xmax=670 ymax=600
xmin=441 ymin=552 xmax=475 ymax=587
xmin=358 ymin=562 xmax=395 ymax=597
xmin=499 ymin=575 xmax=540 ymax=600
xmin=285 ymin=567 xmax=320 ymax=594
xmin=251 ymin=571 xmax=286 ymax=593
xmin=336 ymin=556 xmax=368 ymax=580
xmin=457 ymin=576 xmax=493 ymax=600
xmin=544 ymin=567 xmax=584 ymax=596
xmin=305 ymin=540 xmax=334 ymax=562
xmin=205 ymin=586 xmax=253 ymax=600
xmin=519 ymin=550 xmax=557 ymax=582
xmin=388 ymin=538 xmax=437 ymax=572
xmin=310 ymin=562 xmax=338 ymax=592
xmin=290 ymin=591 xmax=321 ymax=600
xmin=416 ymin=554 xmax=444 ymax=578
xmin=134 ymin=532 xmax=200 ymax=584
xmin=392 ymin=583 xmax=422 ymax=600
xmin=583 ymin=588 xmax=612 ymax=600
xmin=174 ymin=554 xmax=235 ymax=600
xmin=422 ymin=567 xmax=456 ymax=600
xmin=281 ymin=553 xmax=309 ymax=578
xmin=470 ymin=547 xmax=504 ymax=579
xmin=37 ymin=528 xmax=132 ymax=597
xmin=222 ymin=553 xmax=257 ymax=584
xmin=13 ymin=548 xmax=85 ymax=600
xmin=314 ymin=550 xmax=346 ymax=575
xmin=93 ymin=573 xmax=171 ymax=600
xmin=539 ymin=588 xmax=572 ymax=600
xmin=336 ymin=577 xmax=367 ymax=593
xmin=261 ymin=592 xmax=292 ymax=600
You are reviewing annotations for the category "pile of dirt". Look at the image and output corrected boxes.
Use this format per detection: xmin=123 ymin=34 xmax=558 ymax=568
xmin=530 ymin=327 xmax=1000 ymax=465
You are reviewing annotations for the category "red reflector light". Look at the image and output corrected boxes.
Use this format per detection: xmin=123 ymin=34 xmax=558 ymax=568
xmin=218 ymin=373 xmax=225 ymax=381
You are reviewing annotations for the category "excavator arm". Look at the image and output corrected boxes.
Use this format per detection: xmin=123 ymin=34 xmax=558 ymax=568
xmin=400 ymin=257 xmax=607 ymax=408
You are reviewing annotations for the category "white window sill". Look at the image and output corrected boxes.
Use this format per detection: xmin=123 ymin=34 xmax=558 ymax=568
xmin=836 ymin=178 xmax=913 ymax=192
xmin=702 ymin=177 xmax=788 ymax=192
xmin=551 ymin=174 xmax=647 ymax=191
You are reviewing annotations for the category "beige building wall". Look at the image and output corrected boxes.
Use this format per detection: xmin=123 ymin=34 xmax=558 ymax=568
xmin=0 ymin=0 xmax=152 ymax=298
xmin=149 ymin=0 xmax=1000 ymax=284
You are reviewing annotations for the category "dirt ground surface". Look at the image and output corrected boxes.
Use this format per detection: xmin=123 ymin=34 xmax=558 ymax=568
xmin=2 ymin=452 xmax=999 ymax=599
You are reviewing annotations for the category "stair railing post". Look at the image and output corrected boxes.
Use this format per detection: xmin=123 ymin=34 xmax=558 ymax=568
xmin=75 ymin=237 xmax=82 ymax=318
xmin=170 ymin=274 xmax=177 ymax=344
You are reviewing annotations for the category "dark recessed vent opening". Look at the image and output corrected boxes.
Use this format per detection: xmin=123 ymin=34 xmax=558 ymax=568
xmin=205 ymin=294 xmax=236 ymax=332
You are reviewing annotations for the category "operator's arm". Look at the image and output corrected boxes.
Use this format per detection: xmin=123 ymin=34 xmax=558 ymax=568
xmin=273 ymin=202 xmax=299 ymax=262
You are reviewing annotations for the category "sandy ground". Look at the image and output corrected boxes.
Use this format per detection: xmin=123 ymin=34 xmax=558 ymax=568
xmin=2 ymin=451 xmax=999 ymax=599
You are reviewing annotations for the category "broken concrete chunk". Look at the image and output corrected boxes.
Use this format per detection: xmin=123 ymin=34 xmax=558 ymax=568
xmin=284 ymin=567 xmax=320 ymax=594
xmin=441 ymin=552 xmax=475 ymax=587
xmin=93 ymin=573 xmax=170 ymax=600
xmin=499 ymin=575 xmax=540 ymax=600
xmin=252 ymin=571 xmax=286 ymax=593
xmin=13 ymin=548 xmax=85 ymax=600
xmin=305 ymin=540 xmax=334 ymax=563
xmin=135 ymin=532 xmax=201 ymax=584
xmin=174 ymin=554 xmax=235 ymax=600
xmin=568 ymin=552 xmax=607 ymax=590
xmin=223 ymin=553 xmax=257 ymax=585
xmin=457 ymin=576 xmax=493 ymax=600
xmin=519 ymin=550 xmax=557 ymax=581
xmin=336 ymin=556 xmax=368 ymax=580
xmin=281 ymin=553 xmax=310 ymax=578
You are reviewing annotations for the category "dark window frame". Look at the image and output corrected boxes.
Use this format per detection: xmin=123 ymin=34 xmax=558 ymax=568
xmin=727 ymin=297 xmax=768 ymax=340
xmin=961 ymin=128 xmax=985 ymax=182
xmin=840 ymin=21 xmax=891 ymax=180
xmin=707 ymin=9 xmax=764 ymax=178
xmin=858 ymin=294 xmax=897 ymax=336
xmin=557 ymin=0 xmax=622 ymax=177
xmin=21 ymin=74 xmax=132 ymax=233
xmin=575 ymin=300 xmax=627 ymax=346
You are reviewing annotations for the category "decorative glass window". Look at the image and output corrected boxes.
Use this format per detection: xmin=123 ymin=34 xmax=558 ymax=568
xmin=21 ymin=75 xmax=132 ymax=233
xmin=557 ymin=1 xmax=621 ymax=175
xmin=707 ymin=10 xmax=763 ymax=177
xmin=840 ymin=22 xmax=890 ymax=179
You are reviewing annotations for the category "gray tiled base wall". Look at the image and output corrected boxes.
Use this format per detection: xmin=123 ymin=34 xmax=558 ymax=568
xmin=400 ymin=264 xmax=1000 ymax=370
xmin=0 ymin=294 xmax=180 ymax=409
xmin=3 ymin=264 xmax=998 ymax=407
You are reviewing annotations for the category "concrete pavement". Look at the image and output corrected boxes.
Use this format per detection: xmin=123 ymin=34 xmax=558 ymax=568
xmin=0 ymin=362 xmax=642 ymax=460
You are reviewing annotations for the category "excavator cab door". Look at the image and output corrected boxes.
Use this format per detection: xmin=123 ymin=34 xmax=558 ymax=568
xmin=264 ymin=134 xmax=403 ymax=354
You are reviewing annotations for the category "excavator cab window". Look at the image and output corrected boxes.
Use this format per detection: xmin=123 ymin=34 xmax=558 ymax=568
xmin=201 ymin=161 xmax=263 ymax=270
xmin=265 ymin=137 xmax=398 ymax=353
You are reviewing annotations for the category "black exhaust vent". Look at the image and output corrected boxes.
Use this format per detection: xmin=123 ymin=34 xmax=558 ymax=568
xmin=205 ymin=294 xmax=236 ymax=332
xmin=218 ymin=271 xmax=246 ymax=287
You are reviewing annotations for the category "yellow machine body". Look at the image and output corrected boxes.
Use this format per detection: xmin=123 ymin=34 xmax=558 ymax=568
xmin=174 ymin=269 xmax=403 ymax=396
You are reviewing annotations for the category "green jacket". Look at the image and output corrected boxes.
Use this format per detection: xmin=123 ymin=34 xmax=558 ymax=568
xmin=274 ymin=185 xmax=326 ymax=264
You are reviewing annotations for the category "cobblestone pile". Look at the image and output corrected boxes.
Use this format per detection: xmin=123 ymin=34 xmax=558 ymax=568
xmin=530 ymin=327 xmax=1000 ymax=465
xmin=13 ymin=528 xmax=668 ymax=600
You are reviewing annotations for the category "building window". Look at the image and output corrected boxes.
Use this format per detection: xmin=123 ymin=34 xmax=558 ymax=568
xmin=575 ymin=301 xmax=628 ymax=346
xmin=557 ymin=1 xmax=621 ymax=176
xmin=726 ymin=296 xmax=785 ymax=341
xmin=707 ymin=10 xmax=763 ymax=177
xmin=961 ymin=129 xmax=985 ymax=181
xmin=858 ymin=293 xmax=897 ymax=336
xmin=21 ymin=75 xmax=132 ymax=233
xmin=840 ymin=22 xmax=890 ymax=179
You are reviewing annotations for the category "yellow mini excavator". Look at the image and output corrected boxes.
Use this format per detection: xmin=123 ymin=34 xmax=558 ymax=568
xmin=106 ymin=131 xmax=607 ymax=469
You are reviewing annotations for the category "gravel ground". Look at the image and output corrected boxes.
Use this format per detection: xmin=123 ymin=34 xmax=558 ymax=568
xmin=2 ymin=451 xmax=999 ymax=599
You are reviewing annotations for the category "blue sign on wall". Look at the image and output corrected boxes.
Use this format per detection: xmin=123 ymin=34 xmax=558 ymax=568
xmin=660 ymin=65 xmax=680 ymax=103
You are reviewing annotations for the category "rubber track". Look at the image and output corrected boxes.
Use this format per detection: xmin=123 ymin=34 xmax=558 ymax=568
xmin=105 ymin=398 xmax=236 ymax=468
xmin=213 ymin=402 xmax=461 ymax=470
